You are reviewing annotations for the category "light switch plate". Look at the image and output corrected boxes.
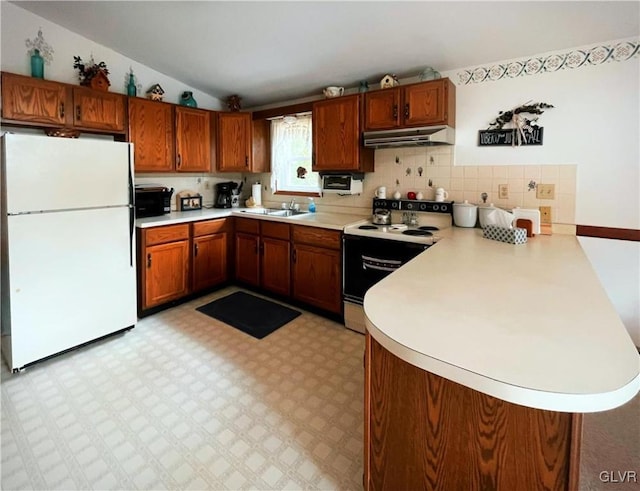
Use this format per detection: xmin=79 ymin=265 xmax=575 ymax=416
xmin=536 ymin=183 xmax=555 ymax=199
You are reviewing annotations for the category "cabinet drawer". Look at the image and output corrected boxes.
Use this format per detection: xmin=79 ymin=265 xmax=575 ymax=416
xmin=292 ymin=225 xmax=341 ymax=250
xmin=193 ymin=218 xmax=228 ymax=237
xmin=261 ymin=221 xmax=290 ymax=240
xmin=235 ymin=217 xmax=260 ymax=235
xmin=145 ymin=224 xmax=189 ymax=246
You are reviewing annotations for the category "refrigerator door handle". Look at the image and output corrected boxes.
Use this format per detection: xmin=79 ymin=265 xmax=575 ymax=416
xmin=128 ymin=146 xmax=135 ymax=267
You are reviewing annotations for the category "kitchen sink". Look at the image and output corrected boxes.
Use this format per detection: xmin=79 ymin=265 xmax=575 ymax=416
xmin=239 ymin=208 xmax=309 ymax=217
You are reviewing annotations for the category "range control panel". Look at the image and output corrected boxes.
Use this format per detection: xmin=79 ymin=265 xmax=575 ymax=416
xmin=372 ymin=199 xmax=454 ymax=214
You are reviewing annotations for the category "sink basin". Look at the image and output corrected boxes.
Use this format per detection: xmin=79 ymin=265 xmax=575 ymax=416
xmin=239 ymin=208 xmax=308 ymax=217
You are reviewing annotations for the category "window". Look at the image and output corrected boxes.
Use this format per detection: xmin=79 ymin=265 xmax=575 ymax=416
xmin=269 ymin=114 xmax=320 ymax=195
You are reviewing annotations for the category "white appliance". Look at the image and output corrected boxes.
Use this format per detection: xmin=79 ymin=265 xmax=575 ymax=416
xmin=1 ymin=134 xmax=136 ymax=371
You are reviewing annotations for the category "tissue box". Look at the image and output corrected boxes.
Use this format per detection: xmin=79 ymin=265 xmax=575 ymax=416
xmin=483 ymin=225 xmax=527 ymax=244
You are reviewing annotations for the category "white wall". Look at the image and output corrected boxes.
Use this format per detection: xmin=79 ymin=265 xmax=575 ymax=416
xmin=0 ymin=2 xmax=224 ymax=110
xmin=440 ymin=42 xmax=639 ymax=230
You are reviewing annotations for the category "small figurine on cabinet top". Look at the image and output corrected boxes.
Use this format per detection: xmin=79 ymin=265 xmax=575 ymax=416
xmin=179 ymin=91 xmax=197 ymax=107
xmin=226 ymin=94 xmax=242 ymax=112
xmin=380 ymin=74 xmax=399 ymax=89
xmin=146 ymin=83 xmax=165 ymax=101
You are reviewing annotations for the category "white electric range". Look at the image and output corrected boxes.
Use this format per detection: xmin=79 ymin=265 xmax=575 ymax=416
xmin=342 ymin=199 xmax=454 ymax=333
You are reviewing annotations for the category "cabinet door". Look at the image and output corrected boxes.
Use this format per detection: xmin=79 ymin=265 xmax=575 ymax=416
xmin=313 ymin=95 xmax=360 ymax=172
xmin=1 ymin=73 xmax=67 ymax=125
xmin=363 ymin=89 xmax=401 ymax=130
xmin=403 ymin=80 xmax=447 ymax=127
xmin=73 ymin=88 xmax=125 ymax=132
xmin=261 ymin=237 xmax=290 ymax=296
xmin=292 ymin=244 xmax=341 ymax=313
xmin=235 ymin=232 xmax=260 ymax=286
xmin=144 ymin=239 xmax=190 ymax=309
xmin=193 ymin=232 xmax=227 ymax=291
xmin=128 ymin=98 xmax=175 ymax=172
xmin=217 ymin=112 xmax=252 ymax=172
xmin=176 ymin=107 xmax=212 ymax=172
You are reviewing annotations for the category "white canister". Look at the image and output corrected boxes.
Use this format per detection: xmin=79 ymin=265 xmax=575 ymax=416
xmin=478 ymin=203 xmax=497 ymax=229
xmin=453 ymin=200 xmax=478 ymax=228
xmin=375 ymin=186 xmax=387 ymax=199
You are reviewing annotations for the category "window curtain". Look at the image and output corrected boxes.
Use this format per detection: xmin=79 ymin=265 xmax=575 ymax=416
xmin=270 ymin=114 xmax=313 ymax=193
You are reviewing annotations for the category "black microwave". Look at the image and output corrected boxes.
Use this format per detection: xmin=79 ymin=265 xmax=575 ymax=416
xmin=134 ymin=185 xmax=173 ymax=217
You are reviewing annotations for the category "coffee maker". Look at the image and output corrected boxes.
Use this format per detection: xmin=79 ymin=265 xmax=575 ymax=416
xmin=214 ymin=181 xmax=237 ymax=208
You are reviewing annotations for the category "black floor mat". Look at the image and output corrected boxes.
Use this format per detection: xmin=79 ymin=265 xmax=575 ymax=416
xmin=196 ymin=292 xmax=301 ymax=339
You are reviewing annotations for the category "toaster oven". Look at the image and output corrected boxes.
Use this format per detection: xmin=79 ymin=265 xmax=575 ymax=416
xmin=134 ymin=185 xmax=173 ymax=217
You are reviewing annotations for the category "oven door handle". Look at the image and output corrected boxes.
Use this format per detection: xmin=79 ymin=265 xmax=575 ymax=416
xmin=361 ymin=255 xmax=403 ymax=272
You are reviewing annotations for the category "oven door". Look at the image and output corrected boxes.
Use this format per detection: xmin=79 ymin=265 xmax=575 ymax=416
xmin=343 ymin=235 xmax=428 ymax=303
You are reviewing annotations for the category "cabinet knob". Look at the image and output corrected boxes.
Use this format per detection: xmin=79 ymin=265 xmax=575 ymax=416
xmin=245 ymin=156 xmax=249 ymax=167
xmin=392 ymin=105 xmax=398 ymax=119
xmin=177 ymin=154 xmax=182 ymax=168
xmin=194 ymin=243 xmax=198 ymax=256
xmin=259 ymin=243 xmax=264 ymax=256
xmin=292 ymin=249 xmax=297 ymax=263
xmin=76 ymin=105 xmax=81 ymax=120
xmin=147 ymin=253 xmax=151 ymax=268
xmin=59 ymin=102 xmax=65 ymax=118
xmin=404 ymin=104 xmax=409 ymax=119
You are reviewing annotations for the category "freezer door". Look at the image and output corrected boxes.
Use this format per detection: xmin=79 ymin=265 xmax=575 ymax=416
xmin=5 ymin=207 xmax=136 ymax=369
xmin=3 ymin=134 xmax=132 ymax=214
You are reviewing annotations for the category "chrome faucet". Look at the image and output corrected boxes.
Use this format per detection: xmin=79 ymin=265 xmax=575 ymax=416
xmin=288 ymin=198 xmax=296 ymax=210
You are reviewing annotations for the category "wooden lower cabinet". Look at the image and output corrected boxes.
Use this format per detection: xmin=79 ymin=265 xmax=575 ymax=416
xmin=235 ymin=232 xmax=260 ymax=287
xmin=291 ymin=225 xmax=342 ymax=314
xmin=261 ymin=237 xmax=290 ymax=296
xmin=138 ymin=219 xmax=229 ymax=313
xmin=192 ymin=219 xmax=229 ymax=292
xmin=144 ymin=225 xmax=190 ymax=310
xmin=365 ymin=333 xmax=582 ymax=491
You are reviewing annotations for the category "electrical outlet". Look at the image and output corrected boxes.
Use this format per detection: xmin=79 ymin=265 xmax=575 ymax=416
xmin=498 ymin=184 xmax=509 ymax=199
xmin=539 ymin=206 xmax=552 ymax=224
xmin=536 ymin=183 xmax=555 ymax=199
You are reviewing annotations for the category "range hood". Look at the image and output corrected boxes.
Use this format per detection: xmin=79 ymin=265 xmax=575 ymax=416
xmin=363 ymin=125 xmax=455 ymax=148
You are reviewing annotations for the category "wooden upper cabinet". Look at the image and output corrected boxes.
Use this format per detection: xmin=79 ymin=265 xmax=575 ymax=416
xmin=403 ymin=80 xmax=449 ymax=127
xmin=1 ymin=72 xmax=127 ymax=134
xmin=363 ymin=89 xmax=401 ymax=130
xmin=72 ymin=87 xmax=125 ymax=132
xmin=128 ymin=98 xmax=175 ymax=172
xmin=313 ymin=94 xmax=373 ymax=172
xmin=251 ymin=118 xmax=271 ymax=173
xmin=363 ymin=78 xmax=456 ymax=130
xmin=175 ymin=107 xmax=212 ymax=172
xmin=217 ymin=112 xmax=252 ymax=172
xmin=1 ymin=72 xmax=67 ymax=126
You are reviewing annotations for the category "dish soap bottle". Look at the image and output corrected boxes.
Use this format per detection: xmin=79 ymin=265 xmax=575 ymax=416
xmin=308 ymin=197 xmax=316 ymax=213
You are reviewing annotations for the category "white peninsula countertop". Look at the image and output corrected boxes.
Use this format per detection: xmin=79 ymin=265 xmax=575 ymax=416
xmin=364 ymin=227 xmax=640 ymax=413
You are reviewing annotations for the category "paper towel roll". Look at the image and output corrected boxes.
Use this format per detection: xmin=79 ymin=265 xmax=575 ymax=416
xmin=252 ymin=183 xmax=262 ymax=206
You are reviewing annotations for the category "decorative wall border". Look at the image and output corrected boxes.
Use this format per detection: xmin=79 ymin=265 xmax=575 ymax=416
xmin=458 ymin=39 xmax=639 ymax=85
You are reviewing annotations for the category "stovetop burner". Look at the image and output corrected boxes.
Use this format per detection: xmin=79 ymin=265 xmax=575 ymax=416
xmin=358 ymin=225 xmax=378 ymax=230
xmin=419 ymin=226 xmax=439 ymax=231
xmin=402 ymin=229 xmax=433 ymax=237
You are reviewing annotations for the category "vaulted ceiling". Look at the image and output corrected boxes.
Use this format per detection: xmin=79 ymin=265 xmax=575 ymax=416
xmin=13 ymin=1 xmax=640 ymax=107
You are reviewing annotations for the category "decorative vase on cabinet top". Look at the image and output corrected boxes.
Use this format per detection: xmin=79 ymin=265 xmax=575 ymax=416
xmin=30 ymin=49 xmax=44 ymax=79
xmin=180 ymin=91 xmax=197 ymax=108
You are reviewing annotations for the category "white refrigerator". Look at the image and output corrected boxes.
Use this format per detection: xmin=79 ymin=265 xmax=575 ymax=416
xmin=1 ymin=134 xmax=137 ymax=371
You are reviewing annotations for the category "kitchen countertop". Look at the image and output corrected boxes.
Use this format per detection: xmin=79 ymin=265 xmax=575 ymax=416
xmin=364 ymin=227 xmax=640 ymax=413
xmin=135 ymin=207 xmax=369 ymax=230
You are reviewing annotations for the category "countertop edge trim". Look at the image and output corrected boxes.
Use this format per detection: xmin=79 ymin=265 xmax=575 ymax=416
xmin=365 ymin=318 xmax=640 ymax=413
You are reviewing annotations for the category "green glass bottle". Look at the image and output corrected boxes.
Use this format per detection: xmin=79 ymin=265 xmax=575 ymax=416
xmin=127 ymin=73 xmax=137 ymax=97
xmin=30 ymin=49 xmax=44 ymax=79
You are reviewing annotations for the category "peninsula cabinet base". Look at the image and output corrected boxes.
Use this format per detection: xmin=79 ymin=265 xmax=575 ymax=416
xmin=364 ymin=333 xmax=583 ymax=491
